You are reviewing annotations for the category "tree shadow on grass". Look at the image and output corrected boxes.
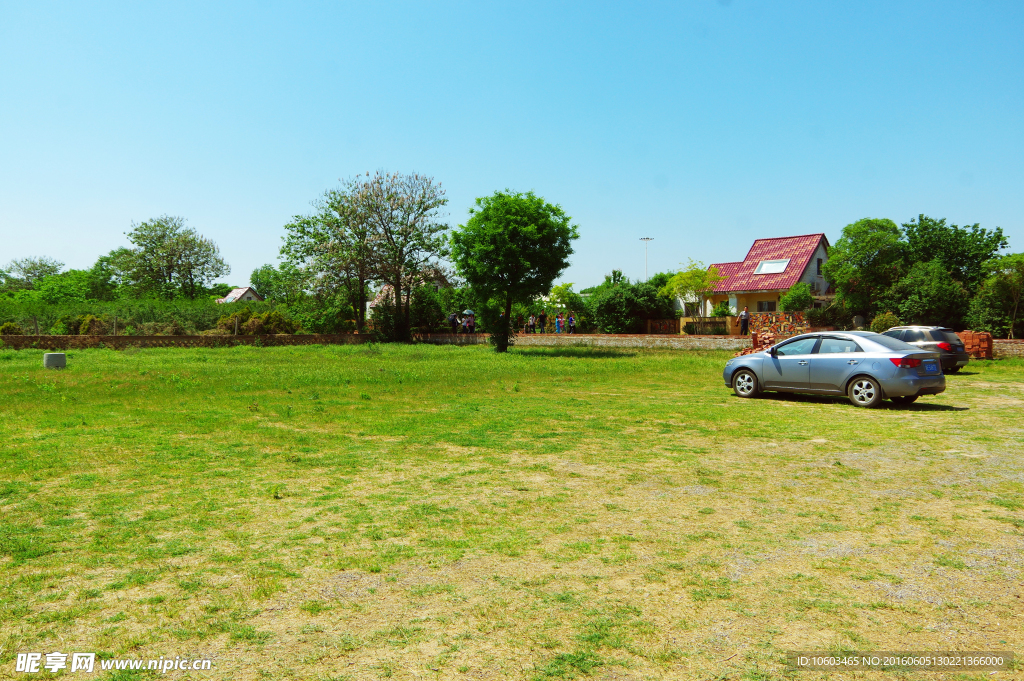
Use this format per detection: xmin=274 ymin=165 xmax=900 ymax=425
xmin=511 ymin=347 xmax=637 ymax=359
xmin=752 ymin=392 xmax=969 ymax=411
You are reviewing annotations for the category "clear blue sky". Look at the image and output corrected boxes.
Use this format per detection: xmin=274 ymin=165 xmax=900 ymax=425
xmin=2 ymin=1 xmax=1021 ymax=288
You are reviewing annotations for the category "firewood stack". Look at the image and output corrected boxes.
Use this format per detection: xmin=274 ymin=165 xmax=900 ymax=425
xmin=956 ymin=331 xmax=994 ymax=360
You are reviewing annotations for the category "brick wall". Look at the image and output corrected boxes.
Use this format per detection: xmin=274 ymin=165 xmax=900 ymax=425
xmin=994 ymin=339 xmax=1024 ymax=359
xmin=0 ymin=334 xmax=371 ymax=351
xmin=416 ymin=333 xmax=752 ymax=351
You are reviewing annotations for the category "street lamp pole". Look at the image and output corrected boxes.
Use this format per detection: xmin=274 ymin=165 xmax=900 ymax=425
xmin=639 ymin=238 xmax=653 ymax=281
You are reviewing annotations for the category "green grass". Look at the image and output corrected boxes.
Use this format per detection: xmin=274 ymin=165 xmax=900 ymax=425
xmin=1 ymin=343 xmax=1023 ymax=679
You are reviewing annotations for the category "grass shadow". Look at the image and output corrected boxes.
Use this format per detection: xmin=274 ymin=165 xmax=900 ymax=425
xmin=753 ymin=392 xmax=969 ymax=411
xmin=881 ymin=402 xmax=969 ymax=412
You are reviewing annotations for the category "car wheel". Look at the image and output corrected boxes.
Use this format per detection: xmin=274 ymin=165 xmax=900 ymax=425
xmin=848 ymin=376 xmax=882 ymax=408
xmin=732 ymin=369 xmax=760 ymax=398
xmin=946 ymin=366 xmax=961 ymax=373
xmin=891 ymin=395 xmax=918 ymax=405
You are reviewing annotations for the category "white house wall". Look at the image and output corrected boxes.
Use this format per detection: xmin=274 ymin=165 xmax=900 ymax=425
xmin=798 ymin=241 xmax=830 ymax=295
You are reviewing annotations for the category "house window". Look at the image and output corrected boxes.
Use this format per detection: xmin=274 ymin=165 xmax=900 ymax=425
xmin=753 ymin=259 xmax=790 ymax=274
xmin=816 ymin=258 xmax=823 ymax=276
xmin=757 ymin=301 xmax=776 ymax=312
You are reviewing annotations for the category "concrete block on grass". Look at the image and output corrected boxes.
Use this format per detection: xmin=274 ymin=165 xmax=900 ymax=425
xmin=43 ymin=353 xmax=66 ymax=369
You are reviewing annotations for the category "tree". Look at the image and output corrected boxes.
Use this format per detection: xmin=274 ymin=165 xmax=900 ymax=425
xmin=780 ymin=282 xmax=814 ymax=312
xmin=882 ymin=259 xmax=969 ymax=327
xmin=4 ymin=256 xmax=64 ymax=289
xmin=821 ymin=218 xmax=906 ymax=317
xmin=587 ymin=278 xmax=672 ymax=334
xmin=967 ymin=253 xmax=1024 ymax=338
xmin=902 ymin=215 xmax=1007 ymax=292
xmin=659 ymin=260 xmax=726 ymax=333
xmin=281 ymin=183 xmax=379 ymax=333
xmin=450 ymin=190 xmax=578 ymax=352
xmin=354 ymin=172 xmax=449 ymax=341
xmin=250 ymin=263 xmax=307 ymax=304
xmin=111 ymin=216 xmax=229 ymax=299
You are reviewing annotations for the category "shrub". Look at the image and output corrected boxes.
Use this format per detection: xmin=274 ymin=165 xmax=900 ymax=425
xmin=217 ymin=307 xmax=254 ymax=333
xmin=870 ymin=311 xmax=901 ymax=334
xmin=710 ymin=301 xmax=734 ymax=318
xmin=243 ymin=310 xmax=297 ymax=335
xmin=0 ymin=322 xmax=24 ymax=335
xmin=78 ymin=314 xmax=108 ymax=335
xmin=780 ymin=282 xmax=814 ymax=312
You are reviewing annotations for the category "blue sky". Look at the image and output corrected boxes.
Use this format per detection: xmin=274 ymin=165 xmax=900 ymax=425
xmin=1 ymin=1 xmax=1021 ymax=288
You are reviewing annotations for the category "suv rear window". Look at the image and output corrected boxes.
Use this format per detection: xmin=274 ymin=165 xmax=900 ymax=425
xmin=866 ymin=334 xmax=918 ymax=351
xmin=903 ymin=329 xmax=927 ymax=342
xmin=929 ymin=329 xmax=961 ymax=343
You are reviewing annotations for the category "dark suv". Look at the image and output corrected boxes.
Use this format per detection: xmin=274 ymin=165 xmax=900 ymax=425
xmin=881 ymin=326 xmax=970 ymax=373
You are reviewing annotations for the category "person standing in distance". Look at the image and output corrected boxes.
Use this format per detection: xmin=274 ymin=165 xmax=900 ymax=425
xmin=538 ymin=310 xmax=547 ymax=334
xmin=739 ymin=306 xmax=750 ymax=336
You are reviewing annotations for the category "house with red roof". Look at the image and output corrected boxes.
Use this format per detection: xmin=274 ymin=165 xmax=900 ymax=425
xmin=706 ymin=233 xmax=832 ymax=316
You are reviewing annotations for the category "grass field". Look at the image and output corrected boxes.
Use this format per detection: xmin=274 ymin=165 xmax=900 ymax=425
xmin=1 ymin=343 xmax=1023 ymax=680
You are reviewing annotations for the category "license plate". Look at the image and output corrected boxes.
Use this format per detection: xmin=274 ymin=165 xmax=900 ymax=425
xmin=923 ymin=361 xmax=938 ymax=374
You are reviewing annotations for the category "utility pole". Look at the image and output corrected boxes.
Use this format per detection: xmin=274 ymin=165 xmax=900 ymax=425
xmin=639 ymin=238 xmax=653 ymax=281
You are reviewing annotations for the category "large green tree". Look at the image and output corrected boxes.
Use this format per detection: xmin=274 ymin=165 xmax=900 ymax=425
xmin=355 ymin=172 xmax=449 ymax=341
xmin=450 ymin=190 xmax=578 ymax=352
xmin=902 ymin=215 xmax=1007 ymax=292
xmin=823 ymin=215 xmax=1007 ymax=327
xmin=110 ymin=216 xmax=229 ymax=299
xmin=280 ymin=182 xmax=380 ymax=333
xmin=821 ymin=218 xmax=906 ymax=316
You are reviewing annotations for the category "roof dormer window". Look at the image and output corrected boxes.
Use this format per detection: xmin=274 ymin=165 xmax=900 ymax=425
xmin=753 ymin=258 xmax=790 ymax=274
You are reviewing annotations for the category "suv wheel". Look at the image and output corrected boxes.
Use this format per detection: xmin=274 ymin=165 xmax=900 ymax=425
xmin=848 ymin=376 xmax=882 ymax=408
xmin=891 ymin=395 xmax=918 ymax=406
xmin=732 ymin=369 xmax=760 ymax=398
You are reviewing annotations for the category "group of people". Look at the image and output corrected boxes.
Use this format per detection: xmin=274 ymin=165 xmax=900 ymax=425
xmin=524 ymin=311 xmax=575 ymax=334
xmin=445 ymin=310 xmax=578 ymax=334
xmin=447 ymin=312 xmax=476 ymax=334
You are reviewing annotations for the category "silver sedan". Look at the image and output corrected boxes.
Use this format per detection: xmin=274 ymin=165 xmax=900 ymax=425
xmin=723 ymin=331 xmax=946 ymax=408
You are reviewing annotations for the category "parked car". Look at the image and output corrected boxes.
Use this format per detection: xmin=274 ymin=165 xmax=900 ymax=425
xmin=879 ymin=326 xmax=969 ymax=373
xmin=723 ymin=331 xmax=945 ymax=408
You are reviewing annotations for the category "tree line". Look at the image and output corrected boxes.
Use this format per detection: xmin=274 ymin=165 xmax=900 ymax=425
xmin=821 ymin=215 xmax=1022 ymax=338
xmin=4 ymin=185 xmax=1021 ymax=341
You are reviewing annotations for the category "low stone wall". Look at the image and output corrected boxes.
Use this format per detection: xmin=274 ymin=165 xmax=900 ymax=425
xmin=0 ymin=334 xmax=371 ymax=350
xmin=416 ymin=333 xmax=752 ymax=350
xmin=994 ymin=339 xmax=1024 ymax=359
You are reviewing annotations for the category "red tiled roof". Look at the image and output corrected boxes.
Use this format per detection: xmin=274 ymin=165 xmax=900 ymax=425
xmin=709 ymin=233 xmax=828 ymax=293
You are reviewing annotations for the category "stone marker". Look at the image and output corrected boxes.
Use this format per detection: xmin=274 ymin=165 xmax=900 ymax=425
xmin=43 ymin=353 xmax=66 ymax=369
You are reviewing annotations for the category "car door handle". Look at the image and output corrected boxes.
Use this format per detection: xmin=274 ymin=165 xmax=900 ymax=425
xmin=798 ymin=360 xmax=808 ymax=365
xmin=848 ymin=360 xmax=859 ymax=365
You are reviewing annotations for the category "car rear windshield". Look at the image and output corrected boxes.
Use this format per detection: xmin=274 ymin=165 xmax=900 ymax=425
xmin=902 ymin=329 xmax=928 ymax=342
xmin=865 ymin=334 xmax=918 ymax=351
xmin=929 ymin=329 xmax=961 ymax=343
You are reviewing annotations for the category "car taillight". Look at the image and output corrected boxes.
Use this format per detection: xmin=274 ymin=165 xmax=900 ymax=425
xmin=937 ymin=342 xmax=953 ymax=352
xmin=890 ymin=357 xmax=922 ymax=368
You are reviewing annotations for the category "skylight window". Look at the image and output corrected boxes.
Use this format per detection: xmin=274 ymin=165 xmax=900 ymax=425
xmin=754 ymin=259 xmax=790 ymax=274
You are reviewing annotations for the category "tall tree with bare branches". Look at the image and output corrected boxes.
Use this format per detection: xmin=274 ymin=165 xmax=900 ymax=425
xmin=351 ymin=171 xmax=449 ymax=340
